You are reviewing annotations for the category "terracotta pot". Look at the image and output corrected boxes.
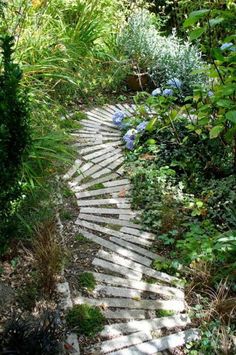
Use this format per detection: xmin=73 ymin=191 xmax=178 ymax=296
xmin=127 ymin=72 xmax=149 ymax=91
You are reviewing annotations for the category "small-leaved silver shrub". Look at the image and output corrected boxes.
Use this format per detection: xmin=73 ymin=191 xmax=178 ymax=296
xmin=118 ymin=9 xmax=205 ymax=92
xmin=117 ymin=9 xmax=161 ymax=70
xmin=150 ymin=31 xmax=205 ymax=93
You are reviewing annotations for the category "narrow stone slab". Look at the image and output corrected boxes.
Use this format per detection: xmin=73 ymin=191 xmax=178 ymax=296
xmin=77 ymin=229 xmax=152 ymax=266
xmin=92 ymin=258 xmax=142 ymax=280
xmin=97 ymin=154 xmax=123 ymax=169
xmin=92 ymin=149 xmax=122 ymax=164
xmin=108 ymin=329 xmax=200 ymax=355
xmin=83 ymin=146 xmax=118 ymax=161
xmin=80 ymin=208 xmax=136 ymax=217
xmin=100 ymin=314 xmax=190 ymax=338
xmin=76 ymin=185 xmax=130 ymax=199
xmin=102 ymin=309 xmax=146 ymax=320
xmin=93 ymin=273 xmax=184 ymax=299
xmin=73 ymin=296 xmax=185 ymax=312
xmin=86 ymin=111 xmax=112 ymax=122
xmin=109 ymin=237 xmax=159 ymax=260
xmin=75 ymin=220 xmax=151 ymax=247
xmin=120 ymin=227 xmax=155 ymax=241
xmin=96 ymin=250 xmax=176 ymax=285
xmin=99 ymin=131 xmax=121 ymax=137
xmin=77 ymin=198 xmax=130 ymax=207
xmin=90 ymin=168 xmax=113 ymax=180
xmin=108 ymin=157 xmax=124 ymax=170
xmin=63 ymin=159 xmax=82 ymax=181
xmin=78 ymin=213 xmax=143 ymax=230
xmin=86 ymin=114 xmax=116 ymax=128
xmin=92 ymin=331 xmax=152 ymax=354
xmin=74 ymin=173 xmax=117 ymax=192
xmin=95 ymin=285 xmax=141 ymax=299
xmin=65 ymin=333 xmax=80 ymax=355
xmin=69 ymin=162 xmax=94 ymax=186
xmin=103 ymin=179 xmax=129 ymax=188
xmin=80 ymin=142 xmax=120 ymax=155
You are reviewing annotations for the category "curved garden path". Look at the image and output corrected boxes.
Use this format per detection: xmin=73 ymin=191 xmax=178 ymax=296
xmin=63 ymin=104 xmax=199 ymax=354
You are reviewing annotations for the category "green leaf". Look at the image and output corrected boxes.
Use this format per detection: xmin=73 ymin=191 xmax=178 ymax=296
xmin=209 ymin=17 xmax=224 ymax=27
xmin=189 ymin=9 xmax=210 ymax=18
xmin=146 ymin=117 xmax=157 ymax=132
xmin=189 ymin=28 xmax=205 ymax=40
xmin=211 ymin=48 xmax=225 ymax=61
xmin=209 ymin=125 xmax=224 ymax=139
xmin=226 ymin=110 xmax=236 ymax=124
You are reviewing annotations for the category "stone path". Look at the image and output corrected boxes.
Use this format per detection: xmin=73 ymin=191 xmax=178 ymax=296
xmin=63 ymin=104 xmax=199 ymax=354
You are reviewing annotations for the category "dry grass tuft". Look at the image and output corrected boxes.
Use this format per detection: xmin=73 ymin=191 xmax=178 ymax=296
xmin=33 ymin=220 xmax=64 ymax=296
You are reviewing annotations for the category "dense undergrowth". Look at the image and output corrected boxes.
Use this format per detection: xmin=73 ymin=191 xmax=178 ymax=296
xmin=0 ymin=0 xmax=235 ymax=353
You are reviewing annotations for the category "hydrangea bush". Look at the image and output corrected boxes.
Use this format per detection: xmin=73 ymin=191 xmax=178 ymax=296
xmin=112 ymin=110 xmax=147 ymax=150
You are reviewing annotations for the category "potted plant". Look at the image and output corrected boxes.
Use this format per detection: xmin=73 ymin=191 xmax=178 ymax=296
xmin=117 ymin=9 xmax=160 ymax=91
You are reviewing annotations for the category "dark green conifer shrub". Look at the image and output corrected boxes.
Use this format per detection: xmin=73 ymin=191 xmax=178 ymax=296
xmin=0 ymin=35 xmax=30 ymax=248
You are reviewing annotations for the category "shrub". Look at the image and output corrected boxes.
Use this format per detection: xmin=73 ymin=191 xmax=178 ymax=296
xmin=78 ymin=272 xmax=96 ymax=291
xmin=117 ymin=8 xmax=161 ymax=70
xmin=149 ymin=31 xmax=205 ymax=94
xmin=0 ymin=35 xmax=30 ymax=248
xmin=66 ymin=304 xmax=105 ymax=337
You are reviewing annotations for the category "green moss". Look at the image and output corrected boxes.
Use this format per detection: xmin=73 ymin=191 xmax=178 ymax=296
xmin=75 ymin=233 xmax=92 ymax=244
xmin=88 ymin=183 xmax=104 ymax=190
xmin=78 ymin=272 xmax=96 ymax=291
xmin=156 ymin=309 xmax=175 ymax=317
xmin=66 ymin=304 xmax=105 ymax=337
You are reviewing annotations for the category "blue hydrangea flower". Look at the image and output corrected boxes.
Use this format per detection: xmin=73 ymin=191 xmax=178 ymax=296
xmin=152 ymin=88 xmax=161 ymax=96
xmin=163 ymin=88 xmax=173 ymax=96
xmin=125 ymin=139 xmax=135 ymax=150
xmin=123 ymin=129 xmax=137 ymax=142
xmin=167 ymin=78 xmax=182 ymax=89
xmin=220 ymin=42 xmax=233 ymax=50
xmin=136 ymin=121 xmax=147 ymax=132
xmin=208 ymin=90 xmax=214 ymax=97
xmin=112 ymin=110 xmax=126 ymax=127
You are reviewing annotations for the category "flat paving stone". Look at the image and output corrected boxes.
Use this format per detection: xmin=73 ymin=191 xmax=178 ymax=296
xmin=92 ymin=149 xmax=122 ymax=164
xmin=77 ymin=229 xmax=152 ymax=266
xmin=92 ymin=273 xmax=184 ymax=299
xmin=74 ymin=173 xmax=118 ymax=192
xmin=92 ymin=258 xmax=142 ymax=280
xmin=109 ymin=237 xmax=159 ymax=260
xmin=63 ymin=159 xmax=82 ymax=181
xmin=108 ymin=329 xmax=200 ymax=355
xmin=75 ymin=220 xmax=151 ymax=247
xmin=102 ymin=309 xmax=146 ymax=320
xmin=73 ymin=296 xmax=185 ymax=312
xmin=80 ymin=142 xmax=120 ymax=155
xmin=91 ymin=331 xmax=152 ymax=354
xmin=76 ymin=186 xmax=130 ymax=199
xmin=95 ymin=250 xmax=177 ymax=285
xmin=77 ymin=198 xmax=130 ymax=207
xmin=78 ymin=214 xmax=144 ymax=230
xmin=103 ymin=179 xmax=129 ymax=187
xmin=83 ymin=146 xmax=118 ymax=161
xmin=95 ymin=285 xmax=141 ymax=299
xmin=80 ymin=207 xmax=136 ymax=217
xmin=120 ymin=227 xmax=155 ymax=241
xmin=100 ymin=314 xmax=190 ymax=338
